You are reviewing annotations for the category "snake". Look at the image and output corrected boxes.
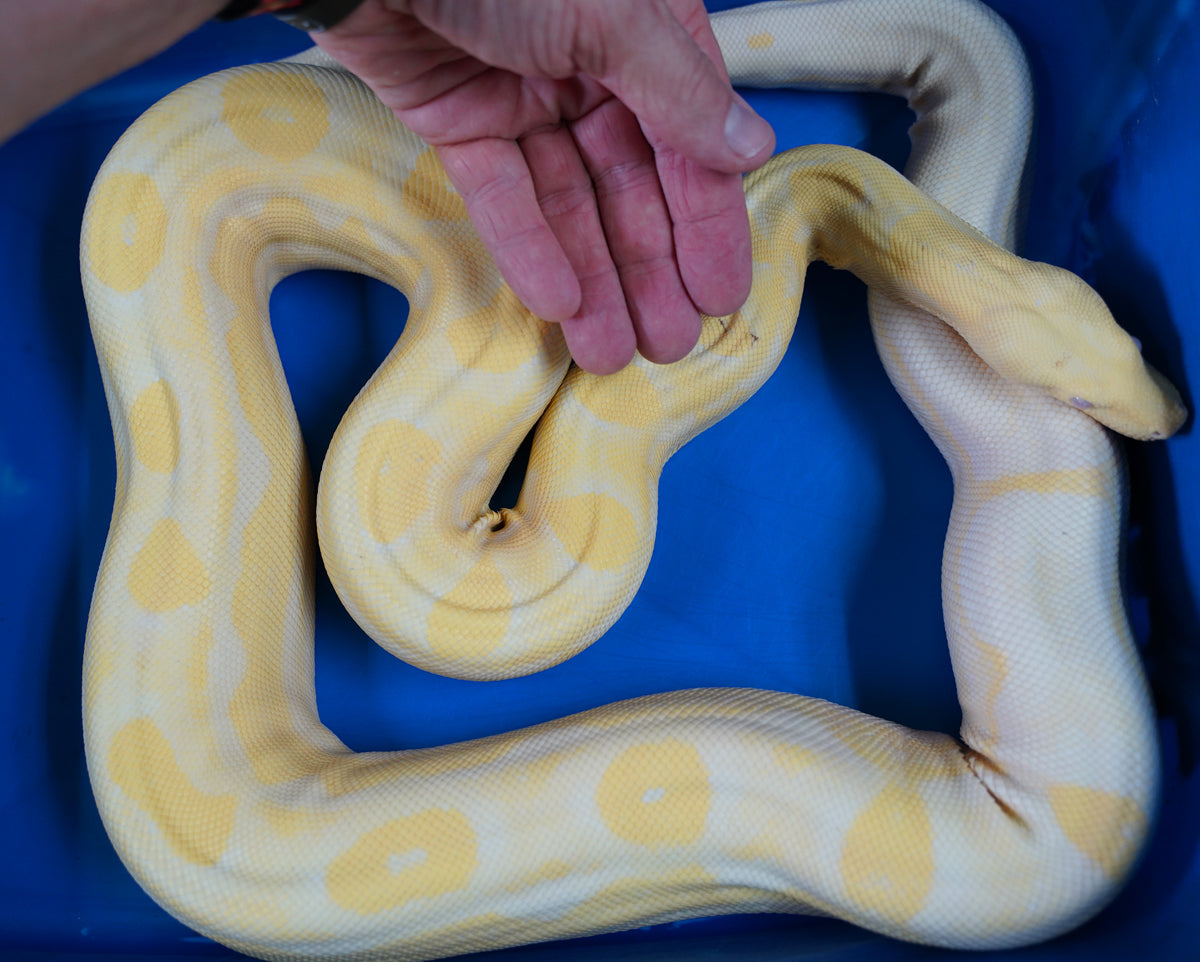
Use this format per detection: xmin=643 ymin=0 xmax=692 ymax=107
xmin=80 ymin=1 xmax=1188 ymax=959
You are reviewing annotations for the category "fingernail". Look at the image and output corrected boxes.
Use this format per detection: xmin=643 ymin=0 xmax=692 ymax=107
xmin=724 ymin=94 xmax=773 ymax=161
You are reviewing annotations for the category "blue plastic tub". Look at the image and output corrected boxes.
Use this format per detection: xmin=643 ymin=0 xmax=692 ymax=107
xmin=1 ymin=1 xmax=1196 ymax=958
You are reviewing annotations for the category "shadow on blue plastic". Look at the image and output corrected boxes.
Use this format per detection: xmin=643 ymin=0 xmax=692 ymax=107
xmin=1 ymin=1 xmax=1197 ymax=958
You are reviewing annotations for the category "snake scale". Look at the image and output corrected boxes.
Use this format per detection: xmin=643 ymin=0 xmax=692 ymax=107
xmin=80 ymin=1 xmax=1187 ymax=959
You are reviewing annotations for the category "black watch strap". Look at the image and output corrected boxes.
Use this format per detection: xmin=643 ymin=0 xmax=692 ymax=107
xmin=215 ymin=0 xmax=366 ymax=32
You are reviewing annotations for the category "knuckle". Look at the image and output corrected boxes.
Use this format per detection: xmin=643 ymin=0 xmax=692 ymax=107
xmin=592 ymin=160 xmax=660 ymax=198
xmin=538 ymin=184 xmax=596 ymax=222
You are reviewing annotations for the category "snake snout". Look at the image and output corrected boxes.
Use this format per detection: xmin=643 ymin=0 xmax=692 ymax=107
xmin=1008 ymin=269 xmax=1189 ymax=441
xmin=1059 ymin=357 xmax=1187 ymax=440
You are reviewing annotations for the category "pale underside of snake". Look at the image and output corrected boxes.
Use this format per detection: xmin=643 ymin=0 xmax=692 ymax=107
xmin=80 ymin=1 xmax=1188 ymax=960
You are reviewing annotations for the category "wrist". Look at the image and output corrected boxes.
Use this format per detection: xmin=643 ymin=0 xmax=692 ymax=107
xmin=0 ymin=0 xmax=228 ymax=141
xmin=214 ymin=0 xmax=367 ymax=32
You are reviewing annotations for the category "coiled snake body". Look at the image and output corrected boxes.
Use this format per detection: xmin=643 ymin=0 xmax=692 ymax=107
xmin=81 ymin=1 xmax=1187 ymax=959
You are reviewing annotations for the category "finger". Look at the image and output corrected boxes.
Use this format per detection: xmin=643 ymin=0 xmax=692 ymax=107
xmin=519 ymin=125 xmax=637 ymax=374
xmin=578 ymin=0 xmax=775 ymax=173
xmin=655 ymin=148 xmax=754 ymax=319
xmin=435 ymin=138 xmax=581 ymax=322
xmin=573 ymin=99 xmax=702 ymax=365
xmin=649 ymin=1 xmax=755 ymax=317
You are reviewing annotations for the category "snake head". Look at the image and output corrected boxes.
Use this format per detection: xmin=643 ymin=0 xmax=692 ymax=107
xmin=973 ymin=262 xmax=1188 ymax=441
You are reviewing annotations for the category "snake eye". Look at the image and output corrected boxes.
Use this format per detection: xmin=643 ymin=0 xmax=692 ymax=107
xmin=1069 ymin=397 xmax=1094 ymax=410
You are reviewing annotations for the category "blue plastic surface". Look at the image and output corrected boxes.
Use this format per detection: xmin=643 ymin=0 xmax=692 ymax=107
xmin=1 ymin=1 xmax=1197 ymax=959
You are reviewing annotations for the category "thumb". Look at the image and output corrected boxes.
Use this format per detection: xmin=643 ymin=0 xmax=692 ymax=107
xmin=583 ymin=0 xmax=775 ymax=172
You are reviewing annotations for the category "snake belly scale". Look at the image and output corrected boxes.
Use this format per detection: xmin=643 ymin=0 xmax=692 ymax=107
xmin=80 ymin=1 xmax=1187 ymax=959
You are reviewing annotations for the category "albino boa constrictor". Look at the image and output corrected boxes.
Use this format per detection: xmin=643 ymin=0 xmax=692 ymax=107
xmin=81 ymin=1 xmax=1188 ymax=959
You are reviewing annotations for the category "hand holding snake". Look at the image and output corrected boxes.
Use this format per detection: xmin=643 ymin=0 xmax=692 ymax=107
xmin=312 ymin=0 xmax=777 ymax=374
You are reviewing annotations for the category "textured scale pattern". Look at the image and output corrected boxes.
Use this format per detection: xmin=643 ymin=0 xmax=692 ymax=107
xmin=80 ymin=2 xmax=1187 ymax=960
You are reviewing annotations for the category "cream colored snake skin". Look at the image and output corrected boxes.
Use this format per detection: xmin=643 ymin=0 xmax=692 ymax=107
xmin=80 ymin=1 xmax=1188 ymax=959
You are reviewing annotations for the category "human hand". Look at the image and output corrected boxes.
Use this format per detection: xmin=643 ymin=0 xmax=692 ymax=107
xmin=315 ymin=0 xmax=775 ymax=373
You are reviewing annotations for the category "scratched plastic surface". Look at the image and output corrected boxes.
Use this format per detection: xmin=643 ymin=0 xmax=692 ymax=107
xmin=1 ymin=1 xmax=1197 ymax=959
